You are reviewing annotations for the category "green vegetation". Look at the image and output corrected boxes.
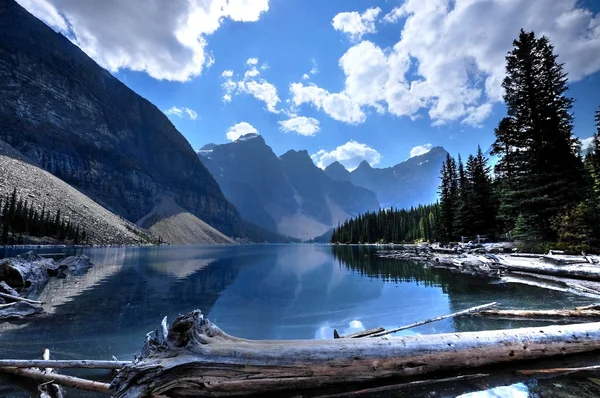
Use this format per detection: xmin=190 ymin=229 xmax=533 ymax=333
xmin=0 ymin=188 xmax=87 ymax=245
xmin=332 ymin=29 xmax=600 ymax=252
xmin=330 ymin=204 xmax=439 ymax=244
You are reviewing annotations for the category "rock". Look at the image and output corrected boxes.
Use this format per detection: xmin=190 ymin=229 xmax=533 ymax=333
xmin=0 ymin=251 xmax=55 ymax=297
xmin=0 ymin=301 xmax=43 ymax=321
xmin=0 ymin=281 xmax=19 ymax=296
xmin=54 ymin=255 xmax=94 ymax=277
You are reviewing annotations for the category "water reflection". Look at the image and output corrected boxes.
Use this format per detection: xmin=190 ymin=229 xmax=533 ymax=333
xmin=0 ymin=244 xmax=597 ymax=398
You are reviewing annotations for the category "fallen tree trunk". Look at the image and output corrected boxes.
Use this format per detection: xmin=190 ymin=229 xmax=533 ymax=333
xmin=516 ymin=364 xmax=600 ymax=377
xmin=497 ymin=256 xmax=600 ymax=282
xmin=0 ymin=359 xmax=130 ymax=369
xmin=0 ymin=367 xmax=110 ymax=394
xmin=479 ymin=309 xmax=600 ymax=319
xmin=110 ymin=310 xmax=600 ymax=397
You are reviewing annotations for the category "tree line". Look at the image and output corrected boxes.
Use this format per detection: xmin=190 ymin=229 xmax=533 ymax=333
xmin=330 ymin=204 xmax=440 ymax=244
xmin=441 ymin=29 xmax=600 ymax=251
xmin=0 ymin=188 xmax=88 ymax=245
xmin=333 ymin=29 xmax=600 ymax=251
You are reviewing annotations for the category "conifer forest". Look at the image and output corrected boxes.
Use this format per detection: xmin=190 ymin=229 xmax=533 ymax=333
xmin=333 ymin=30 xmax=600 ymax=252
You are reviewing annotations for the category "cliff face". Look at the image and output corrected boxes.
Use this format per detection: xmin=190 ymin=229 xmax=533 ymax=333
xmin=0 ymin=0 xmax=239 ymax=235
xmin=199 ymin=136 xmax=380 ymax=240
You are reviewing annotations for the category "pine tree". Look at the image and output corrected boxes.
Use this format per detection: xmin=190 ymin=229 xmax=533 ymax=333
xmin=438 ymin=154 xmax=459 ymax=242
xmin=466 ymin=146 xmax=496 ymax=237
xmin=492 ymin=30 xmax=583 ymax=241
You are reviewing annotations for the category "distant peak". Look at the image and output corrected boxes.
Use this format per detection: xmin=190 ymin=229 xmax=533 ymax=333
xmin=235 ymin=133 xmax=262 ymax=142
xmin=325 ymin=161 xmax=348 ymax=172
xmin=357 ymin=160 xmax=373 ymax=169
xmin=280 ymin=149 xmax=313 ymax=164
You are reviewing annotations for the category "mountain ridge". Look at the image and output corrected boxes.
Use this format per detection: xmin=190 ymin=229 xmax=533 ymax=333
xmin=199 ymin=136 xmax=380 ymax=240
xmin=0 ymin=0 xmax=245 ymax=240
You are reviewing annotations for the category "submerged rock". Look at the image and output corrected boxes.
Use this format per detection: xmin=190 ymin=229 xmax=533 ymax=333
xmin=0 ymin=301 xmax=43 ymax=321
xmin=54 ymin=254 xmax=94 ymax=277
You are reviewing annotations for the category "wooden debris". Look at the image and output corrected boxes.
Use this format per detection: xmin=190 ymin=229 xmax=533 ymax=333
xmin=0 ymin=302 xmax=17 ymax=309
xmin=516 ymin=364 xmax=600 ymax=377
xmin=0 ymin=291 xmax=43 ymax=305
xmin=576 ymin=304 xmax=600 ymax=311
xmin=110 ymin=310 xmax=600 ymax=397
xmin=0 ymin=359 xmax=130 ymax=369
xmin=0 ymin=367 xmax=110 ymax=394
xmin=479 ymin=309 xmax=600 ymax=319
xmin=337 ymin=327 xmax=385 ymax=339
xmin=370 ymin=302 xmax=497 ymax=337
xmin=314 ymin=373 xmax=489 ymax=397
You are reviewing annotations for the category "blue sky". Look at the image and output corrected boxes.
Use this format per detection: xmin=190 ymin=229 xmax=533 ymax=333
xmin=19 ymin=0 xmax=600 ymax=170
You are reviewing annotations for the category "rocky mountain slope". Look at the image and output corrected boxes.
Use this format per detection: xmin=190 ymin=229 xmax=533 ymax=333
xmin=325 ymin=147 xmax=448 ymax=209
xmin=137 ymin=197 xmax=236 ymax=245
xmin=0 ymin=139 xmax=155 ymax=245
xmin=0 ymin=0 xmax=240 ymax=239
xmin=198 ymin=135 xmax=380 ymax=240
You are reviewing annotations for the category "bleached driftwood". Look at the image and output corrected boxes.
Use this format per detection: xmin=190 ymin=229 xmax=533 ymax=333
xmin=0 ymin=291 xmax=43 ymax=305
xmin=370 ymin=302 xmax=496 ymax=337
xmin=0 ymin=359 xmax=129 ymax=369
xmin=0 ymin=367 xmax=110 ymax=393
xmin=479 ymin=309 xmax=600 ymax=320
xmin=110 ymin=310 xmax=600 ymax=397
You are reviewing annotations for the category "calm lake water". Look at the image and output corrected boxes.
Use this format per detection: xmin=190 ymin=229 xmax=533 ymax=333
xmin=0 ymin=244 xmax=597 ymax=397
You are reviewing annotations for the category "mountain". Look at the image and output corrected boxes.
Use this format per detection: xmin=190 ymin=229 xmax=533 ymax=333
xmin=327 ymin=147 xmax=448 ymax=209
xmin=136 ymin=197 xmax=236 ymax=245
xmin=199 ymin=135 xmax=380 ymax=240
xmin=0 ymin=139 xmax=155 ymax=245
xmin=0 ymin=0 xmax=241 ymax=240
xmin=324 ymin=161 xmax=351 ymax=182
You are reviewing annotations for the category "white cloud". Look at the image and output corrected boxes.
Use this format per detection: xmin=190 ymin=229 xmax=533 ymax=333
xmin=165 ymin=106 xmax=198 ymax=121
xmin=278 ymin=116 xmax=320 ymax=136
xmin=239 ymin=80 xmax=280 ymax=113
xmin=226 ymin=122 xmax=259 ymax=141
xmin=244 ymin=68 xmax=260 ymax=79
xmin=332 ymin=7 xmax=381 ymax=41
xmin=295 ymin=0 xmax=600 ymax=127
xmin=311 ymin=141 xmax=382 ymax=171
xmin=18 ymin=0 xmax=270 ymax=82
xmin=220 ymin=58 xmax=280 ymax=112
xmin=581 ymin=136 xmax=595 ymax=152
xmin=409 ymin=143 xmax=433 ymax=158
xmin=310 ymin=59 xmax=319 ymax=75
xmin=290 ymin=83 xmax=365 ymax=124
xmin=301 ymin=73 xmax=310 ymax=80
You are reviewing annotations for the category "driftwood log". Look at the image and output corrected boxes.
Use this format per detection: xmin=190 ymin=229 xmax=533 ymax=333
xmin=110 ymin=310 xmax=600 ymax=397
xmin=479 ymin=309 xmax=600 ymax=319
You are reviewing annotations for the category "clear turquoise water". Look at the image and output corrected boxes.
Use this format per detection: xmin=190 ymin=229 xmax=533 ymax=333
xmin=0 ymin=244 xmax=595 ymax=397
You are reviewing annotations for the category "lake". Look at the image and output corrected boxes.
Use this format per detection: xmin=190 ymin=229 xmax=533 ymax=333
xmin=0 ymin=244 xmax=597 ymax=397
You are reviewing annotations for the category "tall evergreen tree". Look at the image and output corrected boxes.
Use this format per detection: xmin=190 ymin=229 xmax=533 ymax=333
xmin=438 ymin=154 xmax=459 ymax=242
xmin=492 ymin=30 xmax=583 ymax=240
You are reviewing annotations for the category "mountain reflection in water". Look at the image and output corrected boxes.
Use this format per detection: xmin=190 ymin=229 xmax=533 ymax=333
xmin=0 ymin=244 xmax=597 ymax=397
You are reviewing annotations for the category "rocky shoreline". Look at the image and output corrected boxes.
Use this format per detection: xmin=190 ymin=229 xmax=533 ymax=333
xmin=377 ymin=243 xmax=600 ymax=297
xmin=0 ymin=251 xmax=95 ymax=321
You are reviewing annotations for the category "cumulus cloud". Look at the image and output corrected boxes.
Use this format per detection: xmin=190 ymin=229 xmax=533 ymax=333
xmin=332 ymin=7 xmax=381 ymax=41
xmin=278 ymin=116 xmax=320 ymax=136
xmin=165 ymin=106 xmax=199 ymax=120
xmin=295 ymin=0 xmax=600 ymax=126
xmin=18 ymin=0 xmax=270 ymax=81
xmin=409 ymin=143 xmax=433 ymax=158
xmin=290 ymin=83 xmax=365 ymax=124
xmin=311 ymin=141 xmax=382 ymax=171
xmin=221 ymin=57 xmax=281 ymax=113
xmin=226 ymin=122 xmax=259 ymax=141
